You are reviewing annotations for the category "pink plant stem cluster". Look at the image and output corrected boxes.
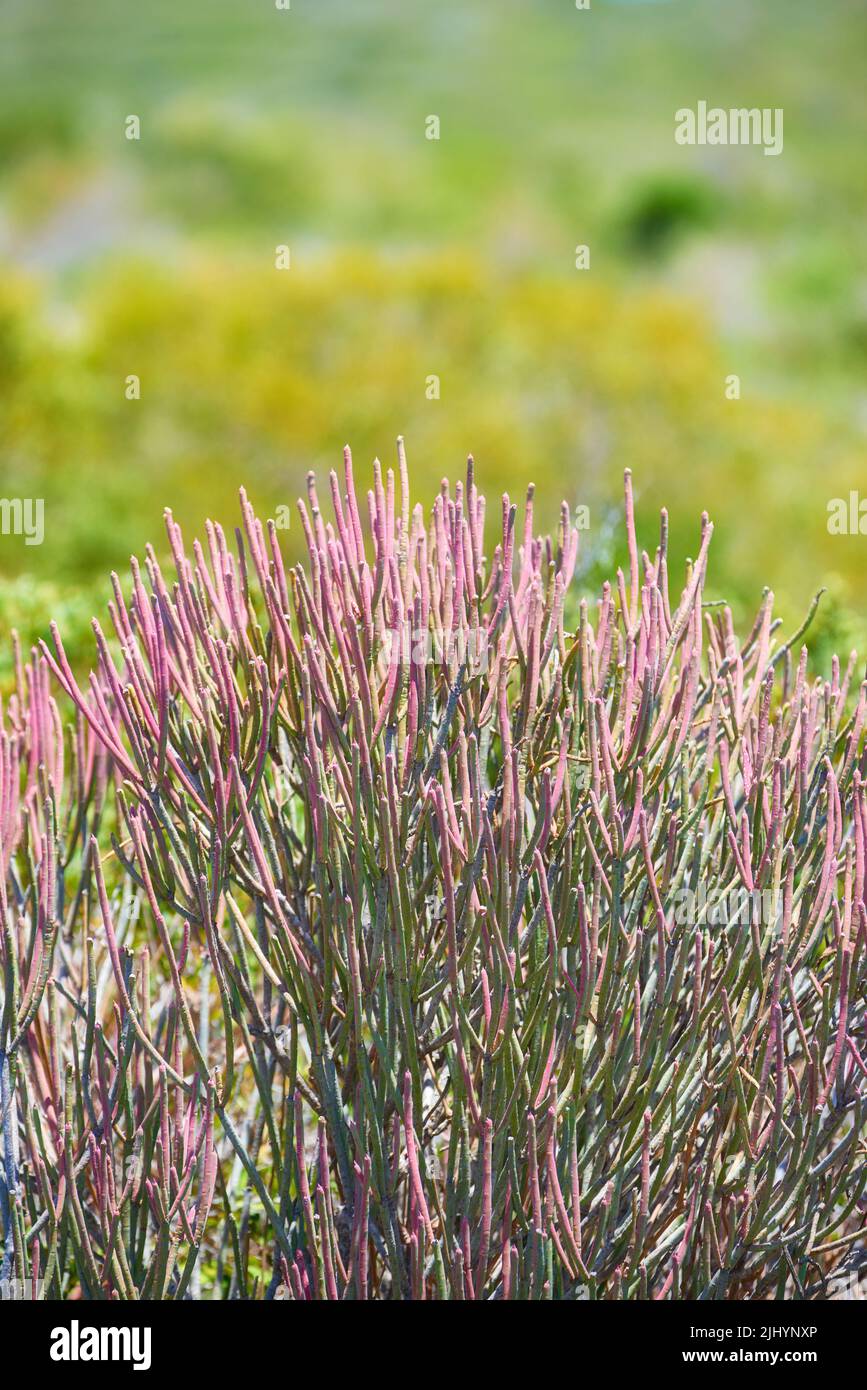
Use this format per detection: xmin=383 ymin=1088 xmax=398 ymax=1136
xmin=0 ymin=444 xmax=864 ymax=1299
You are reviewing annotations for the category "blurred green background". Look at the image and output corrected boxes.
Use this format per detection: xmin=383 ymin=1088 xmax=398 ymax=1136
xmin=1 ymin=0 xmax=865 ymax=671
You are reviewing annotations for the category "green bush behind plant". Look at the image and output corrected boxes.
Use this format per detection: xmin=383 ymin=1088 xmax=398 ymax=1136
xmin=1 ymin=255 xmax=864 ymax=675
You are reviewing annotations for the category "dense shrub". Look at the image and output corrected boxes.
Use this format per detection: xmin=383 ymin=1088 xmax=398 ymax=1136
xmin=1 ymin=449 xmax=865 ymax=1299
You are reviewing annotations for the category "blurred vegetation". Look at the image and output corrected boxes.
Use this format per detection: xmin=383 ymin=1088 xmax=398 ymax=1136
xmin=0 ymin=0 xmax=865 ymax=672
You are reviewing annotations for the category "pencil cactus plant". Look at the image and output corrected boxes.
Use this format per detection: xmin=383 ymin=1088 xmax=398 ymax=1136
xmin=1 ymin=443 xmax=865 ymax=1300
